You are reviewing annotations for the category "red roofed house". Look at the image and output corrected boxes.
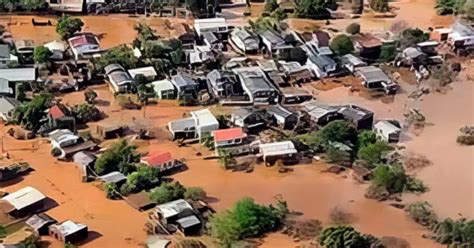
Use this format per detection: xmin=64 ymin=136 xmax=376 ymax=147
xmin=212 ymin=128 xmax=250 ymax=156
xmin=67 ymin=33 xmax=100 ymax=60
xmin=141 ymin=151 xmax=182 ymax=172
xmin=48 ymin=105 xmax=75 ymax=131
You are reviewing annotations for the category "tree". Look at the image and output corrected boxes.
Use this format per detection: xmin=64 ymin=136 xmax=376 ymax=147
xmin=56 ymin=15 xmax=84 ymax=40
xmin=93 ymin=45 xmax=138 ymax=73
xmin=120 ymin=165 xmax=161 ymax=195
xmin=357 ymin=141 xmax=391 ymax=169
xmin=184 ymin=187 xmax=207 ymax=201
xmin=370 ymin=0 xmax=389 ymax=12
xmin=208 ymin=197 xmax=287 ymax=246
xmin=319 ymin=120 xmax=358 ymax=148
xmin=134 ymin=21 xmax=156 ymax=47
xmin=13 ymin=93 xmax=52 ymax=131
xmin=327 ymin=145 xmax=352 ymax=165
xmin=369 ymin=164 xmax=426 ymax=195
xmin=149 ymin=182 xmax=186 ymax=204
xmin=264 ymin=0 xmax=278 ymax=13
xmin=71 ymin=103 xmax=102 ymax=123
xmin=464 ymin=0 xmax=474 ymax=20
xmin=399 ymin=28 xmax=429 ymax=49
xmin=104 ymin=182 xmax=120 ymax=199
xmin=346 ymin=23 xmax=361 ymax=35
xmin=218 ymin=149 xmax=236 ymax=169
xmin=405 ymin=201 xmax=438 ymax=227
xmin=201 ymin=133 xmax=215 ymax=150
xmin=84 ymin=89 xmax=98 ymax=104
xmin=330 ymin=34 xmax=354 ymax=56
xmin=319 ymin=225 xmax=377 ymax=248
xmin=137 ymin=84 xmax=154 ymax=105
xmin=435 ymin=0 xmax=466 ymax=15
xmin=16 ymin=83 xmax=27 ymax=102
xmin=357 ymin=130 xmax=378 ymax=149
xmin=379 ymin=42 xmax=397 ymax=62
xmin=294 ymin=0 xmax=331 ymax=19
xmin=0 ymin=225 xmax=6 ymax=238
xmin=94 ymin=139 xmax=140 ymax=175
xmin=278 ymin=47 xmax=308 ymax=65
xmin=33 ymin=46 xmax=52 ymax=64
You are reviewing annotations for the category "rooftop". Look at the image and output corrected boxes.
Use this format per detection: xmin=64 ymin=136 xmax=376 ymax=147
xmin=0 ymin=67 xmax=36 ymax=82
xmin=355 ymin=66 xmax=390 ymax=84
xmin=267 ymin=105 xmax=295 ymax=118
xmin=259 ymin=141 xmax=297 ymax=157
xmin=374 ymin=120 xmax=401 ymax=133
xmin=155 ymin=199 xmax=194 ymax=219
xmin=352 ymin=33 xmax=382 ymax=48
xmin=53 ymin=220 xmax=87 ymax=236
xmin=176 ymin=215 xmax=201 ymax=228
xmin=338 ymin=105 xmax=373 ymax=121
xmin=68 ymin=33 xmax=99 ymax=48
xmin=171 ymin=72 xmax=198 ymax=88
xmin=128 ymin=66 xmax=157 ymax=79
xmin=26 ymin=213 xmax=57 ymax=230
xmin=142 ymin=151 xmax=173 ymax=166
xmin=99 ymin=171 xmax=127 ymax=184
xmin=1 ymin=186 xmax=46 ymax=211
xmin=212 ymin=128 xmax=247 ymax=142
xmin=49 ymin=105 xmax=66 ymax=119
xmin=190 ymin=108 xmax=219 ymax=128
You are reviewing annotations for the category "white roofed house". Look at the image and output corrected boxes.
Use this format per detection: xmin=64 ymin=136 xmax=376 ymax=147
xmin=206 ymin=70 xmax=235 ymax=98
xmin=447 ymin=20 xmax=474 ymax=52
xmin=230 ymin=29 xmax=260 ymax=54
xmin=150 ymin=79 xmax=177 ymax=100
xmin=0 ymin=186 xmax=46 ymax=218
xmin=128 ymin=66 xmax=158 ymax=81
xmin=150 ymin=199 xmax=202 ymax=236
xmin=355 ymin=66 xmax=398 ymax=94
xmin=171 ymin=72 xmax=199 ymax=100
xmin=374 ymin=120 xmax=402 ymax=143
xmin=259 ymin=141 xmax=298 ymax=165
xmin=167 ymin=108 xmax=219 ymax=141
xmin=194 ymin=18 xmax=229 ymax=42
xmin=232 ymin=66 xmax=280 ymax=105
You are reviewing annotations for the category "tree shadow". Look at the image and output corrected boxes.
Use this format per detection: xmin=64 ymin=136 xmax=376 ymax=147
xmin=204 ymin=196 xmax=219 ymax=204
xmin=0 ymin=176 xmax=25 ymax=187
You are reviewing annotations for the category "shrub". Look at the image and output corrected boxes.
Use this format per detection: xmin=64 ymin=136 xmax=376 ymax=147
xmin=104 ymin=182 xmax=120 ymax=199
xmin=357 ymin=130 xmax=378 ymax=149
xmin=84 ymin=89 xmax=98 ymax=104
xmin=294 ymin=0 xmax=331 ymax=19
xmin=346 ymin=23 xmax=361 ymax=34
xmin=94 ymin=139 xmax=140 ymax=175
xmin=33 ymin=46 xmax=52 ymax=64
xmin=370 ymin=0 xmax=389 ymax=12
xmin=326 ymin=145 xmax=352 ymax=165
xmin=435 ymin=0 xmax=466 ymax=15
xmin=429 ymin=218 xmax=474 ymax=246
xmin=379 ymin=43 xmax=397 ymax=62
xmin=405 ymin=201 xmax=438 ymax=227
xmin=399 ymin=28 xmax=429 ymax=49
xmin=319 ymin=225 xmax=377 ymax=247
xmin=56 ymin=15 xmax=84 ymax=40
xmin=184 ymin=187 xmax=207 ymax=201
xmin=357 ymin=141 xmax=391 ymax=169
xmin=330 ymin=34 xmax=354 ymax=56
xmin=149 ymin=182 xmax=186 ymax=204
xmin=319 ymin=120 xmax=358 ymax=148
xmin=71 ymin=103 xmax=102 ymax=124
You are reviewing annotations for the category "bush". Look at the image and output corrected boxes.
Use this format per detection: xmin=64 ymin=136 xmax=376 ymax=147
xmin=429 ymin=218 xmax=474 ymax=246
xmin=319 ymin=120 xmax=358 ymax=148
xmin=435 ymin=0 xmax=466 ymax=15
xmin=327 ymin=145 xmax=352 ymax=165
xmin=372 ymin=165 xmax=407 ymax=194
xmin=121 ymin=165 xmax=160 ymax=195
xmin=33 ymin=46 xmax=52 ymax=64
xmin=370 ymin=0 xmax=389 ymax=12
xmin=346 ymin=23 xmax=361 ymax=35
xmin=357 ymin=141 xmax=391 ymax=169
xmin=184 ymin=187 xmax=207 ymax=201
xmin=104 ymin=182 xmax=121 ymax=199
xmin=319 ymin=225 xmax=377 ymax=247
xmin=380 ymin=42 xmax=397 ymax=62
xmin=399 ymin=28 xmax=429 ymax=49
xmin=56 ymin=15 xmax=84 ymax=40
xmin=149 ymin=182 xmax=186 ymax=204
xmin=294 ymin=0 xmax=331 ymax=19
xmin=209 ymin=197 xmax=288 ymax=246
xmin=330 ymin=34 xmax=354 ymax=56
xmin=357 ymin=130 xmax=378 ymax=149
xmin=405 ymin=201 xmax=438 ymax=227
xmin=94 ymin=139 xmax=140 ymax=175
xmin=71 ymin=103 xmax=102 ymax=124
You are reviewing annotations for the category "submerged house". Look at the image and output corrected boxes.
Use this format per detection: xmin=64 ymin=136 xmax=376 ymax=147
xmin=259 ymin=141 xmax=298 ymax=165
xmin=26 ymin=213 xmax=57 ymax=236
xmin=0 ymin=186 xmax=46 ymax=218
xmin=340 ymin=54 xmax=367 ymax=73
xmin=141 ymin=150 xmax=182 ymax=172
xmin=194 ymin=18 xmax=229 ymax=41
xmin=306 ymin=54 xmax=337 ymax=79
xmin=105 ymin=64 xmax=135 ymax=93
xmin=68 ymin=33 xmax=101 ymax=60
xmin=258 ymin=30 xmax=291 ymax=55
xmin=171 ymin=72 xmax=199 ymax=99
xmin=206 ymin=70 xmax=235 ymax=98
xmin=151 ymin=199 xmax=202 ymax=236
xmin=49 ymin=220 xmax=88 ymax=244
xmin=355 ymin=66 xmax=398 ymax=94
xmin=267 ymin=105 xmax=298 ymax=130
xmin=447 ymin=21 xmax=474 ymax=51
xmin=374 ymin=120 xmax=402 ymax=143
xmin=279 ymin=61 xmax=313 ymax=83
xmin=303 ymin=101 xmax=342 ymax=126
xmin=352 ymin=33 xmax=382 ymax=59
xmin=151 ymin=79 xmax=177 ymax=100
xmin=233 ymin=67 xmax=280 ymax=105
xmin=168 ymin=108 xmax=219 ymax=140
xmin=230 ymin=29 xmax=259 ymax=54
xmin=337 ymin=105 xmax=374 ymax=130
xmin=230 ymin=108 xmax=269 ymax=129
xmin=212 ymin=127 xmax=250 ymax=156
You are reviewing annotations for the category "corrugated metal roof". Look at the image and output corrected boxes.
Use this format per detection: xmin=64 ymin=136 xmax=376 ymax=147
xmin=212 ymin=128 xmax=246 ymax=142
xmin=259 ymin=141 xmax=297 ymax=157
xmin=191 ymin=108 xmax=219 ymax=128
xmin=155 ymin=199 xmax=193 ymax=219
xmin=1 ymin=186 xmax=46 ymax=211
xmin=0 ymin=67 xmax=36 ymax=81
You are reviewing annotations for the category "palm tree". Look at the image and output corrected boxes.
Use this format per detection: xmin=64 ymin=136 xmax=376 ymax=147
xmin=218 ymin=149 xmax=236 ymax=170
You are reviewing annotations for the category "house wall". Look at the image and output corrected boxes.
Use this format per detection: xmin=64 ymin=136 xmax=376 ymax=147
xmin=64 ymin=228 xmax=88 ymax=243
xmin=10 ymin=201 xmax=45 ymax=218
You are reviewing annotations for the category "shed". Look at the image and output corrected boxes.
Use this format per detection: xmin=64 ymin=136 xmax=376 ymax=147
xmin=374 ymin=120 xmax=401 ymax=143
xmin=26 ymin=213 xmax=57 ymax=235
xmin=49 ymin=220 xmax=88 ymax=244
xmin=151 ymin=79 xmax=176 ymax=99
xmin=0 ymin=186 xmax=46 ymax=217
xmin=124 ymin=191 xmax=155 ymax=211
xmin=337 ymin=105 xmax=374 ymax=130
xmin=267 ymin=105 xmax=298 ymax=129
xmin=98 ymin=171 xmax=127 ymax=184
xmin=128 ymin=66 xmax=158 ymax=80
xmin=155 ymin=199 xmax=195 ymax=224
xmin=176 ymin=215 xmax=201 ymax=236
xmin=0 ymin=96 xmax=20 ymax=121
xmin=259 ymin=141 xmax=297 ymax=165
xmin=0 ymin=67 xmax=36 ymax=82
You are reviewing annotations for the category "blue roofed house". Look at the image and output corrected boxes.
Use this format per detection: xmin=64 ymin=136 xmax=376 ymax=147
xmin=232 ymin=66 xmax=280 ymax=105
xmin=171 ymin=72 xmax=199 ymax=99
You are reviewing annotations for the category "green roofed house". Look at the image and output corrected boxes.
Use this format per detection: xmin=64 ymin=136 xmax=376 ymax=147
xmin=150 ymin=79 xmax=177 ymax=100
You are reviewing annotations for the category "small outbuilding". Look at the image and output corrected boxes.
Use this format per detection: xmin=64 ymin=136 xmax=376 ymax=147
xmin=374 ymin=120 xmax=402 ymax=143
xmin=337 ymin=105 xmax=374 ymax=130
xmin=267 ymin=105 xmax=298 ymax=130
xmin=49 ymin=220 xmax=88 ymax=244
xmin=259 ymin=141 xmax=298 ymax=165
xmin=151 ymin=79 xmax=177 ymax=100
xmin=0 ymin=186 xmax=46 ymax=218
xmin=26 ymin=213 xmax=57 ymax=236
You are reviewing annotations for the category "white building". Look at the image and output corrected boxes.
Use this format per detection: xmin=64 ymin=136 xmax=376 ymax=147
xmin=374 ymin=120 xmax=402 ymax=143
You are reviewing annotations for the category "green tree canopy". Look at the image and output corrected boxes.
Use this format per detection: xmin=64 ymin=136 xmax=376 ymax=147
xmin=209 ymin=197 xmax=288 ymax=246
xmin=370 ymin=0 xmax=389 ymax=12
xmin=13 ymin=93 xmax=52 ymax=131
xmin=357 ymin=141 xmax=391 ymax=169
xmin=93 ymin=45 xmax=139 ymax=73
xmin=357 ymin=130 xmax=378 ymax=149
xmin=184 ymin=187 xmax=207 ymax=201
xmin=294 ymin=0 xmax=331 ymax=19
xmin=56 ymin=15 xmax=84 ymax=40
xmin=435 ymin=0 xmax=466 ymax=15
xmin=399 ymin=28 xmax=429 ymax=49
xmin=330 ymin=34 xmax=354 ymax=56
xmin=149 ymin=182 xmax=186 ymax=204
xmin=94 ymin=139 xmax=140 ymax=175
xmin=120 ymin=165 xmax=161 ymax=195
xmin=33 ymin=46 xmax=52 ymax=64
xmin=319 ymin=225 xmax=377 ymax=248
xmin=346 ymin=23 xmax=361 ymax=35
xmin=319 ymin=120 xmax=358 ymax=148
xmin=71 ymin=103 xmax=102 ymax=124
